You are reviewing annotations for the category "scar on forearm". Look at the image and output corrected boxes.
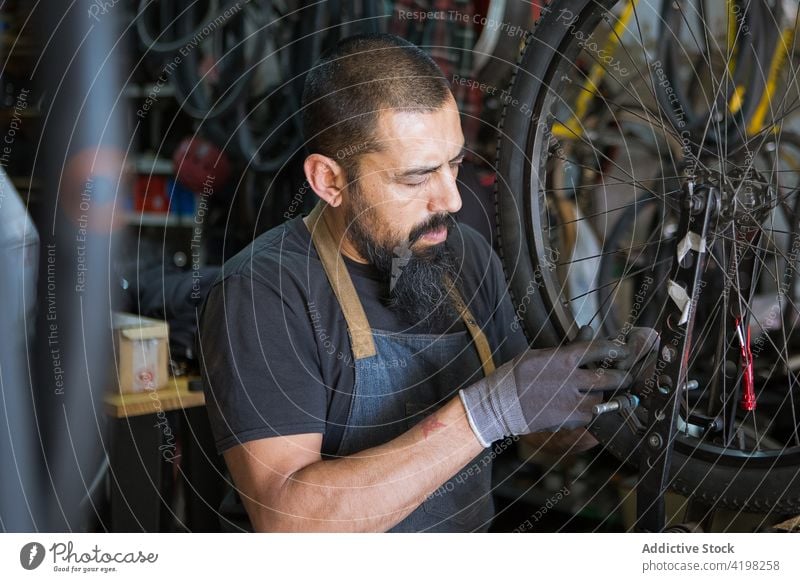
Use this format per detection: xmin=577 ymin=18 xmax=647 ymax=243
xmin=420 ymin=415 xmax=446 ymax=438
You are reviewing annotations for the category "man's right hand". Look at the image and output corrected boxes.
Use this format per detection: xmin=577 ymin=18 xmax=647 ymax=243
xmin=459 ymin=325 xmax=632 ymax=447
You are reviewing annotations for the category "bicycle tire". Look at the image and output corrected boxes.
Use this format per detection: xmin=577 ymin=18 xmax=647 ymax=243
xmin=495 ymin=0 xmax=800 ymax=514
xmin=592 ymin=409 xmax=800 ymax=513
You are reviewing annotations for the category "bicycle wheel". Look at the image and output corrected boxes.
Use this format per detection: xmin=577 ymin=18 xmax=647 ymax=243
xmin=496 ymin=0 xmax=800 ymax=513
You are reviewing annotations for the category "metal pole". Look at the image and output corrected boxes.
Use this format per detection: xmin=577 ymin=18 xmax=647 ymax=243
xmin=33 ymin=0 xmax=127 ymax=531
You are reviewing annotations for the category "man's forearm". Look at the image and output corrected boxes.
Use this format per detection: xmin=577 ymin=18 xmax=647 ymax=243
xmin=255 ymin=396 xmax=484 ymax=532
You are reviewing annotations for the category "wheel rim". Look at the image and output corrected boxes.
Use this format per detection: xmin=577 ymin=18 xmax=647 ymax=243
xmin=497 ymin=0 xmax=800 ymax=467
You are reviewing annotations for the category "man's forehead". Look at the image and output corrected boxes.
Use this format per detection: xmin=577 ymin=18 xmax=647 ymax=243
xmin=372 ymin=101 xmax=464 ymax=162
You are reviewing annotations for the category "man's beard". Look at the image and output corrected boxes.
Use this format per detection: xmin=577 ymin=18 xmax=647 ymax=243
xmin=345 ymin=186 xmax=462 ymax=328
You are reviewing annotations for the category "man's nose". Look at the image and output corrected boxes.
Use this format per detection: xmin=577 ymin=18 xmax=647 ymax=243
xmin=430 ymin=169 xmax=462 ymax=214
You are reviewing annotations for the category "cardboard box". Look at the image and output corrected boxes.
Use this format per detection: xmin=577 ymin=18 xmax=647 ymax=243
xmin=112 ymin=313 xmax=169 ymax=393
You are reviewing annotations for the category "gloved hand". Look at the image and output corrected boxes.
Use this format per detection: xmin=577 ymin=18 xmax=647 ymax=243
xmin=459 ymin=325 xmax=633 ymax=447
xmin=614 ymin=327 xmax=660 ymax=391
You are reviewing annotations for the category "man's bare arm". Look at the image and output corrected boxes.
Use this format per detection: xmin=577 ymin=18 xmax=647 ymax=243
xmin=224 ymin=395 xmax=483 ymax=532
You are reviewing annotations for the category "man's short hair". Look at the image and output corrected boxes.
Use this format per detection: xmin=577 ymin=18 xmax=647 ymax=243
xmin=301 ymin=33 xmax=452 ymax=177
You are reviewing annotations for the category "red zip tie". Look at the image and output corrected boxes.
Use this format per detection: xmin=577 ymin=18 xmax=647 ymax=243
xmin=737 ymin=319 xmax=756 ymax=411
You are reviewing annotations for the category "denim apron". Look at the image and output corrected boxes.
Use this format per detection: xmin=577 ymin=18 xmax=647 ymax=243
xmin=306 ymin=202 xmax=497 ymax=532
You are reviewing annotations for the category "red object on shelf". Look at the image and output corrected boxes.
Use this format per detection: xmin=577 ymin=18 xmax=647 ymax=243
xmin=172 ymin=136 xmax=231 ymax=193
xmin=134 ymin=174 xmax=169 ymax=213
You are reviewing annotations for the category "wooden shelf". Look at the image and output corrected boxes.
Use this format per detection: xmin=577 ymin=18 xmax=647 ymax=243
xmin=124 ymin=211 xmax=194 ymax=227
xmin=134 ymin=156 xmax=174 ymax=175
xmin=105 ymin=376 xmax=205 ymax=418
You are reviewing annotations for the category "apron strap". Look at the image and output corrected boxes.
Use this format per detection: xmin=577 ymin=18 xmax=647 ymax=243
xmin=306 ymin=202 xmax=377 ymax=360
xmin=305 ymin=201 xmax=496 ymax=376
xmin=445 ymin=276 xmax=497 ymax=377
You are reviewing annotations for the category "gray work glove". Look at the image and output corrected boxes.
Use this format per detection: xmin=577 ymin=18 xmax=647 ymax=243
xmin=459 ymin=326 xmax=633 ymax=447
xmin=614 ymin=326 xmax=660 ymax=391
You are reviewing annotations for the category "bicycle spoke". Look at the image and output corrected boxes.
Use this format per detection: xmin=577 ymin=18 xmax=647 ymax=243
xmin=498 ymin=2 xmax=800 ymax=505
xmin=567 ymin=257 xmax=672 ymax=303
xmin=706 ymin=249 xmax=800 ymax=387
xmin=549 ymin=120 xmax=684 ymax=202
xmin=554 ymin=236 xmax=668 ymax=267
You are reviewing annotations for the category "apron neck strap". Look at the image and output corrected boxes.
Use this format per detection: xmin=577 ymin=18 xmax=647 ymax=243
xmin=306 ymin=201 xmax=377 ymax=360
xmin=305 ymin=201 xmax=495 ymax=376
xmin=444 ymin=275 xmax=496 ymax=376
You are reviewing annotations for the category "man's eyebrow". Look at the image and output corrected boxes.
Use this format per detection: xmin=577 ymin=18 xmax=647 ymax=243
xmin=450 ymin=145 xmax=467 ymax=162
xmin=394 ymin=144 xmax=467 ymax=179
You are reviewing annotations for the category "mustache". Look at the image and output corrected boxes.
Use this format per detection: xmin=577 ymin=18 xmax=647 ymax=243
xmin=407 ymin=213 xmax=454 ymax=245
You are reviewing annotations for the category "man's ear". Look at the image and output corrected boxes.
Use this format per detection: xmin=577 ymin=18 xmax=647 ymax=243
xmin=304 ymin=153 xmax=347 ymax=207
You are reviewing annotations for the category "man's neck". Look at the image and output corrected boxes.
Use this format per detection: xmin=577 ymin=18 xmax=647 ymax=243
xmin=304 ymin=206 xmax=369 ymax=264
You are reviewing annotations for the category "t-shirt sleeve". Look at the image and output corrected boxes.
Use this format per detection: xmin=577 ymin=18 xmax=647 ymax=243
xmin=487 ymin=248 xmax=530 ymax=366
xmin=199 ymin=273 xmax=327 ymax=454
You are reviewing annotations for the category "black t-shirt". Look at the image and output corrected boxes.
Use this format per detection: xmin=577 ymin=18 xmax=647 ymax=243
xmin=199 ymin=213 xmax=529 ymax=455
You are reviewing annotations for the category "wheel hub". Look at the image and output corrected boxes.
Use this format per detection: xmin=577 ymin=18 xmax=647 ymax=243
xmin=688 ymin=166 xmax=774 ymax=230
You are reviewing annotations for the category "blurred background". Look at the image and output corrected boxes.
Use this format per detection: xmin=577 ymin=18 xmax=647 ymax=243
xmin=0 ymin=0 xmax=554 ymax=534
xmin=2 ymin=0 xmax=799 ymax=533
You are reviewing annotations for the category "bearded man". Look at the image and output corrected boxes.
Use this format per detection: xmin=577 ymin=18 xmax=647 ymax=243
xmin=199 ymin=33 xmax=651 ymax=532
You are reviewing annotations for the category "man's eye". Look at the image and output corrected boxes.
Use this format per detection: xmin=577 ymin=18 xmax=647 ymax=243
xmin=404 ymin=178 xmax=428 ymax=188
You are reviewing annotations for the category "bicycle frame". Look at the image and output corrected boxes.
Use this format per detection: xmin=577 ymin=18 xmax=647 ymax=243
xmin=553 ymin=0 xmax=797 ymax=141
xmin=636 ymin=180 xmax=718 ymax=531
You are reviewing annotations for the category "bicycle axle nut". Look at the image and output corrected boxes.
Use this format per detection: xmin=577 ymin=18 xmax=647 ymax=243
xmin=593 ymin=393 xmax=640 ymax=416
